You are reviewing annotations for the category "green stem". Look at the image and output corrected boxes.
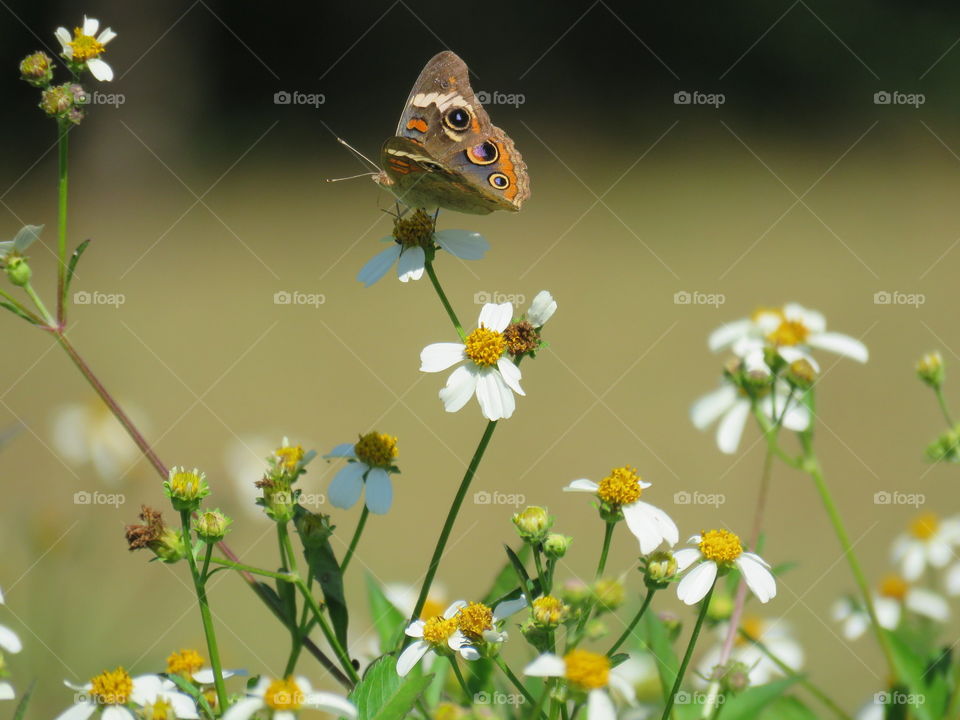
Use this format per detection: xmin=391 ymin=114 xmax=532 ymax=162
xmin=607 ymin=589 xmax=656 ymax=656
xmin=277 ymin=524 xmax=302 ymax=675
xmin=409 ymin=420 xmax=498 ymax=626
xmin=56 ymin=119 xmax=68 ymax=327
xmin=533 ymin=547 xmax=548 ymax=594
xmin=22 ymin=282 xmax=55 ymax=327
xmin=493 ymin=655 xmax=539 ymax=709
xmin=295 ymin=578 xmax=361 ymax=685
xmin=208 ymin=557 xmax=297 ymax=582
xmin=0 ymin=288 xmax=42 ymax=325
xmin=341 ymin=506 xmax=369 ymax=574
xmin=180 ymin=510 xmax=229 ymax=710
xmin=661 ymin=585 xmax=714 ymax=720
xmin=425 ymin=259 xmax=465 ymax=340
xmin=448 ymin=656 xmax=472 ymax=704
xmin=596 ymin=521 xmax=615 ymax=579
xmin=935 ymin=387 xmax=955 ymax=427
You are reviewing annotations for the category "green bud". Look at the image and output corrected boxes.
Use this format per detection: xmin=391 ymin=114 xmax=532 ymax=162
xmin=512 ymin=506 xmax=552 ymax=542
xmin=4 ymin=256 xmax=31 ymax=287
xmin=593 ymin=577 xmax=625 ymax=612
xmin=19 ymin=51 xmax=53 ymax=87
xmin=40 ymin=83 xmax=74 ymax=117
xmin=643 ymin=550 xmax=677 ymax=587
xmin=193 ymin=509 xmax=231 ymax=543
xmin=917 ymin=351 xmax=945 ymax=389
xmin=542 ymin=532 xmax=571 ymax=558
xmin=785 ymin=358 xmax=817 ymax=389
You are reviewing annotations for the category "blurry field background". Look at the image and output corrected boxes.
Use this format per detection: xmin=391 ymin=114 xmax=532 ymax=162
xmin=3 ymin=0 xmax=960 ymax=714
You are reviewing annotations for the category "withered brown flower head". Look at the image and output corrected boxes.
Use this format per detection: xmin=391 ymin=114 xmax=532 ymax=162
xmin=124 ymin=505 xmax=165 ymax=551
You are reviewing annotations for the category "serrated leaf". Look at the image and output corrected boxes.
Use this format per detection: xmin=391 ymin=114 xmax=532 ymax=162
xmin=64 ymin=238 xmax=90 ymax=302
xmin=720 ymin=677 xmax=799 ymax=720
xmin=365 ymin=573 xmax=406 ymax=652
xmin=350 ymin=655 xmax=433 ymax=720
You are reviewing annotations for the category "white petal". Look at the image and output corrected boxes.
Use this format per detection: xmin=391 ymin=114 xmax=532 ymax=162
xmin=459 ymin=644 xmax=481 ymax=660
xmin=875 ymin=597 xmax=900 ymax=629
xmin=102 ymin=708 xmax=135 ymax=720
xmin=622 ymin=502 xmax=667 ymax=555
xmin=523 ymin=654 xmax=566 ymax=678
xmin=0 ymin=626 xmax=21 ymax=653
xmin=736 ymin=555 xmax=777 ymax=603
xmin=11 ymin=224 xmax=42 ymax=253
xmin=900 ymin=544 xmax=926 ymax=581
xmin=636 ymin=501 xmax=679 ymax=547
xmin=493 ymin=596 xmax=527 ymax=619
xmin=946 ymin=564 xmax=960 ymax=596
xmin=86 ymin=57 xmax=113 ymax=82
xmin=54 ymin=703 xmax=97 ymax=720
xmin=906 ymin=588 xmax=949 ymax=622
xmin=784 ymin=304 xmax=826 ymax=333
xmin=673 ymin=548 xmax=703 ymax=572
xmin=397 ymin=641 xmax=429 ymax=677
xmin=808 ymin=333 xmax=868 ymax=363
xmin=780 ymin=401 xmax=811 ymax=432
xmin=0 ymin=682 xmax=13 ymax=700
xmin=691 ymin=385 xmax=737 ymax=429
xmin=191 ymin=668 xmax=237 ymax=684
xmin=82 ymin=17 xmax=100 ymax=35
xmin=716 ymin=400 xmax=751 ymax=454
xmin=928 ymin=539 xmax=953 ymax=568
xmin=527 ymin=290 xmax=557 ymax=327
xmin=439 ymin=365 xmax=479 ymax=413
xmin=443 ymin=600 xmax=468 ymax=618
xmin=843 ymin=611 xmax=870 ymax=639
xmin=588 ymin=689 xmax=617 ymax=720
xmin=677 ymin=561 xmax=718 ymax=605
xmin=357 ymin=244 xmax=401 ymax=287
xmin=328 ymin=463 xmax=365 ymax=509
xmin=397 ymin=246 xmax=426 ymax=282
xmin=222 ymin=697 xmax=263 ymax=720
xmin=496 ymin=357 xmax=524 ymax=396
xmin=478 ymin=302 xmax=513 ymax=332
xmin=325 ymin=442 xmax=357 ymax=459
xmin=475 ymin=368 xmax=516 ymax=420
xmin=564 ymin=478 xmax=599 ymax=493
xmin=405 ymin=620 xmax=425 ymax=637
xmin=306 ymin=692 xmax=357 ymax=719
xmin=435 ymin=230 xmax=488 ymax=260
xmin=364 ymin=467 xmax=393 ymax=514
xmin=97 ymin=28 xmax=117 ymax=45
xmin=166 ymin=693 xmax=200 ymax=719
xmin=55 ymin=27 xmax=73 ymax=51
xmin=420 ymin=343 xmax=466 ymax=373
xmin=708 ymin=319 xmax=753 ymax=352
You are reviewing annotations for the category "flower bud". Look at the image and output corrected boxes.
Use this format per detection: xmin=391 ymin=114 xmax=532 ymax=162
xmin=583 ymin=619 xmax=608 ymax=641
xmin=593 ymin=578 xmax=625 ymax=612
xmin=40 ymin=83 xmax=74 ymax=117
xmin=560 ymin=578 xmax=592 ymax=607
xmin=4 ymin=256 xmax=31 ymax=287
xmin=193 ymin=509 xmax=231 ymax=543
xmin=20 ymin=52 xmax=53 ymax=87
xmin=543 ymin=532 xmax=572 ymax=558
xmin=643 ymin=550 xmax=677 ymax=587
xmin=163 ymin=467 xmax=210 ymax=512
xmin=706 ymin=590 xmax=734 ymax=622
xmin=917 ymin=351 xmax=945 ymax=389
xmin=531 ymin=595 xmax=569 ymax=627
xmin=293 ymin=508 xmax=334 ymax=548
xmin=785 ymin=358 xmax=817 ymax=389
xmin=512 ymin=506 xmax=552 ymax=542
xmin=926 ymin=425 xmax=960 ymax=464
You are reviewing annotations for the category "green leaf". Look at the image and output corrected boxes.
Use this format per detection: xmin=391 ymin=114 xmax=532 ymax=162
xmin=886 ymin=630 xmax=936 ymax=720
xmin=609 ymin=652 xmax=630 ymax=668
xmin=0 ymin=300 xmax=38 ymax=325
xmin=483 ymin=543 xmax=530 ymax=605
xmin=294 ymin=507 xmax=349 ymax=649
xmin=64 ymin=238 xmax=90 ymax=302
xmin=365 ymin=573 xmax=406 ymax=652
xmin=642 ymin=610 xmax=678 ymax=700
xmin=720 ymin=677 xmax=799 ymax=720
xmin=350 ymin=655 xmax=433 ymax=720
xmin=504 ymin=544 xmax=535 ymax=601
xmin=763 ymin=695 xmax=820 ymax=720
xmin=11 ymin=681 xmax=35 ymax=720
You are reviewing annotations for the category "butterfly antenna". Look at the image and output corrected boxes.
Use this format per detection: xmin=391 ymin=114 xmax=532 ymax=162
xmin=326 ymin=171 xmax=378 ymax=183
xmin=335 ymin=137 xmax=381 ymax=173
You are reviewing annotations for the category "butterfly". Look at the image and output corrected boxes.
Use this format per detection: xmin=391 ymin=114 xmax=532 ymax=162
xmin=371 ymin=51 xmax=530 ymax=215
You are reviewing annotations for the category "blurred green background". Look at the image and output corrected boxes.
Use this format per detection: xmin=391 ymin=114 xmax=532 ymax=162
xmin=2 ymin=0 xmax=960 ymax=715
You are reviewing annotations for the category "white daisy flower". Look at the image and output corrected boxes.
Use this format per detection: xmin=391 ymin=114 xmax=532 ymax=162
xmin=890 ymin=513 xmax=960 ymax=581
xmin=324 ymin=431 xmax=399 ymax=514
xmin=0 ymin=225 xmax=42 ymax=261
xmin=524 ymin=649 xmax=636 ymax=720
xmin=674 ymin=530 xmax=776 ymax=606
xmin=420 ymin=302 xmax=524 ymax=421
xmin=697 ymin=616 xmax=803 ymax=686
xmin=223 ymin=675 xmax=356 ymax=720
xmin=52 ymin=400 xmax=149 ymax=485
xmin=55 ymin=17 xmax=117 ymax=82
xmin=56 ymin=669 xmax=197 ymax=720
xmin=397 ymin=601 xmax=468 ymax=676
xmin=453 ymin=597 xmax=528 ymax=660
xmin=832 ymin=575 xmax=949 ymax=640
xmin=565 ymin=466 xmax=678 ymax=554
xmin=527 ymin=290 xmax=557 ymax=328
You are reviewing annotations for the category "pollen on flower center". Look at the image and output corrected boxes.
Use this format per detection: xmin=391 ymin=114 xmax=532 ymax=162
xmin=698 ymin=529 xmax=743 ymax=564
xmin=422 ymin=615 xmax=459 ymax=647
xmin=393 ymin=208 xmax=435 ymax=248
xmin=879 ymin=574 xmax=909 ymax=601
xmin=264 ymin=677 xmax=305 ymax=710
xmin=457 ymin=602 xmax=494 ymax=640
xmin=910 ymin=513 xmax=939 ymax=540
xmin=275 ymin=443 xmax=305 ymax=472
xmin=69 ymin=31 xmax=105 ymax=62
xmin=143 ymin=698 xmax=175 ymax=720
xmin=563 ymin=649 xmax=610 ymax=691
xmin=464 ymin=326 xmax=507 ymax=367
xmin=596 ymin=466 xmax=643 ymax=506
xmin=166 ymin=648 xmax=205 ymax=676
xmin=90 ymin=667 xmax=133 ymax=704
xmin=354 ymin=431 xmax=398 ymax=468
xmin=768 ymin=319 xmax=809 ymax=346
xmin=533 ymin=596 xmax=567 ymax=625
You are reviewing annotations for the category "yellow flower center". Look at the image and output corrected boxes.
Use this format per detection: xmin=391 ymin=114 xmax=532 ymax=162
xmin=596 ymin=466 xmax=643 ymax=506
xmin=768 ymin=319 xmax=809 ymax=346
xmin=169 ymin=469 xmax=204 ymax=498
xmin=90 ymin=667 xmax=133 ymax=704
xmin=464 ymin=326 xmax=507 ymax=367
xmin=69 ymin=31 xmax=106 ymax=62
xmin=563 ymin=649 xmax=610 ymax=691
xmin=264 ymin=677 xmax=305 ymax=710
xmin=533 ymin=596 xmax=567 ymax=625
xmin=422 ymin=615 xmax=459 ymax=647
xmin=879 ymin=574 xmax=909 ymax=601
xmin=457 ymin=602 xmax=494 ymax=641
xmin=910 ymin=513 xmax=939 ymax=540
xmin=166 ymin=648 xmax=205 ymax=676
xmin=275 ymin=443 xmax=305 ymax=472
xmin=698 ymin=529 xmax=743 ymax=565
xmin=354 ymin=431 xmax=399 ymax=468
xmin=143 ymin=698 xmax=175 ymax=720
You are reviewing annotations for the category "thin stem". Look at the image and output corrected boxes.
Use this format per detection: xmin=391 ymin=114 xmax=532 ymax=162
xmin=180 ymin=510 xmax=229 ymax=710
xmin=22 ymin=282 xmax=55 ymax=327
xmin=607 ymin=589 xmax=656 ymax=656
xmin=208 ymin=557 xmax=297 ymax=582
xmin=448 ymin=656 xmax=472 ymax=703
xmin=596 ymin=522 xmax=615 ymax=579
xmin=295 ymin=579 xmax=361 ymax=685
xmin=277 ymin=524 xmax=301 ymax=675
xmin=340 ymin=506 xmax=369 ymax=574
xmin=409 ymin=420 xmax=498 ymax=626
xmin=0 ymin=288 xmax=43 ymax=325
xmin=661 ymin=585 xmax=714 ymax=720
xmin=493 ymin=655 xmax=539 ymax=709
xmin=425 ymin=260 xmax=465 ymax=341
xmin=56 ymin=119 xmax=69 ymax=326
xmin=935 ymin=387 xmax=955 ymax=427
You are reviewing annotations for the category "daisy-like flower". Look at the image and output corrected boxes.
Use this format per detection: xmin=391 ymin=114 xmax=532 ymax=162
xmin=697 ymin=616 xmax=803 ymax=686
xmin=454 ymin=597 xmax=527 ymax=659
xmin=420 ymin=302 xmax=524 ymax=421
xmin=832 ymin=574 xmax=949 ymax=640
xmin=56 ymin=669 xmax=198 ymax=720
xmin=357 ymin=209 xmax=488 ymax=286
xmin=524 ymin=649 xmax=635 ymax=720
xmin=397 ymin=601 xmax=468 ymax=676
xmin=890 ymin=513 xmax=960 ymax=581
xmin=55 ymin=17 xmax=117 ymax=82
xmin=52 ymin=400 xmax=149 ymax=485
xmin=564 ymin=466 xmax=678 ymax=554
xmin=324 ymin=431 xmax=399 ymax=514
xmin=223 ymin=676 xmax=356 ymax=720
xmin=674 ymin=530 xmax=776 ymax=606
